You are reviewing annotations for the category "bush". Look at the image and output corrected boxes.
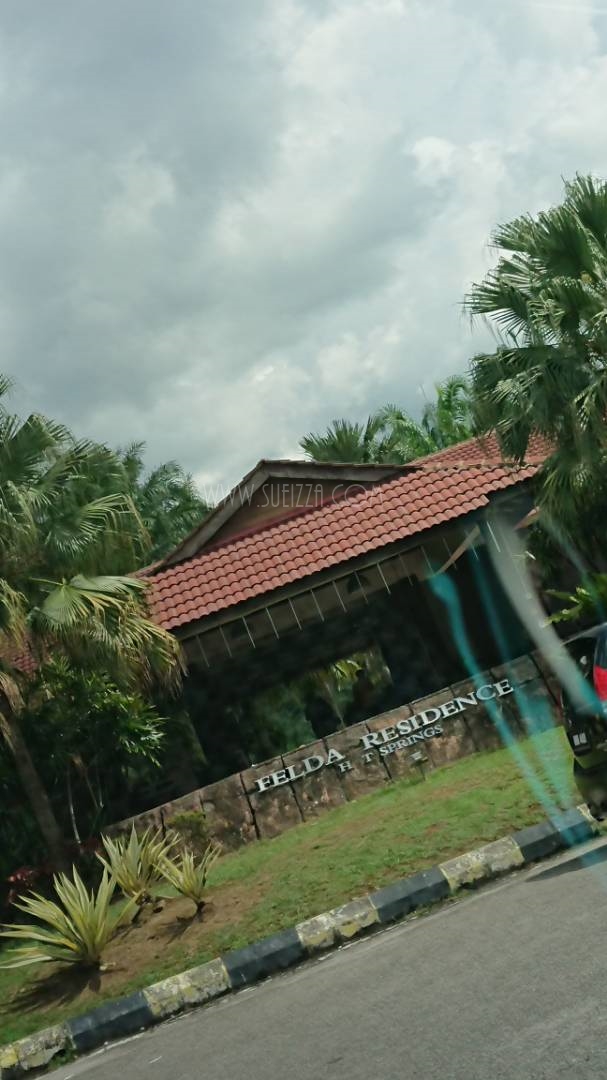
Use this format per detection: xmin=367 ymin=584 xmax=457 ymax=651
xmin=98 ymin=825 xmax=175 ymax=907
xmin=0 ymin=867 xmax=136 ymax=969
xmin=159 ymin=842 xmax=221 ymax=917
xmin=166 ymin=810 xmax=209 ymax=855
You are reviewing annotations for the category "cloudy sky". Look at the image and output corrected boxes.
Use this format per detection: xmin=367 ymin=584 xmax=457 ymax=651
xmin=2 ymin=0 xmax=607 ymax=493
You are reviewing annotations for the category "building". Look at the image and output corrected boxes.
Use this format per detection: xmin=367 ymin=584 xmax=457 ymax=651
xmin=145 ymin=434 xmax=546 ymax=783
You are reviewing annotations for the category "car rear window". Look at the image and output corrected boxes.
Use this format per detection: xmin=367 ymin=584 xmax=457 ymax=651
xmin=566 ymin=638 xmax=595 ymax=680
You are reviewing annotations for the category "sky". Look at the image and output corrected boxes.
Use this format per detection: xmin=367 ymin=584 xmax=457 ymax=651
xmin=2 ymin=0 xmax=607 ymax=494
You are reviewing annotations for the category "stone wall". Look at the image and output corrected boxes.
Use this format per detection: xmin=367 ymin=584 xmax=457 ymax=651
xmin=110 ymin=652 xmax=559 ymax=849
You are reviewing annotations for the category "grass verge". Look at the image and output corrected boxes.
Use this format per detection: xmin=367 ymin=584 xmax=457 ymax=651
xmin=0 ymin=727 xmax=577 ymax=1045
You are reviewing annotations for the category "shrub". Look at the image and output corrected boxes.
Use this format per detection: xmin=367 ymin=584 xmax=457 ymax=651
xmin=166 ymin=810 xmax=209 ymax=855
xmin=0 ymin=867 xmax=135 ymax=969
xmin=98 ymin=825 xmax=175 ymax=907
xmin=159 ymin=842 xmax=221 ymax=916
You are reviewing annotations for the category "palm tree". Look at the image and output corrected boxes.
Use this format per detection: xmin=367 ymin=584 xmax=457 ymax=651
xmin=379 ymin=376 xmax=475 ymax=461
xmin=299 ymin=415 xmax=394 ymax=464
xmin=300 ymin=377 xmax=474 ymax=464
xmin=118 ymin=444 xmax=210 ymax=562
xmin=419 ymin=375 xmax=475 ymax=449
xmin=0 ymin=377 xmax=181 ymax=867
xmin=466 ymin=174 xmax=607 ymax=539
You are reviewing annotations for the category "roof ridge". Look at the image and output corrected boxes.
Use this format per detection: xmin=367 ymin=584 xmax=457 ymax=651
xmin=151 ymin=480 xmax=384 ymax=572
xmin=408 ymin=459 xmax=539 ymax=471
xmin=149 ymin=460 xmax=530 ymax=577
xmin=407 ymin=431 xmax=549 ymax=468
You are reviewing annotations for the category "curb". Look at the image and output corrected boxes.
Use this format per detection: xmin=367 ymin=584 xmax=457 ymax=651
xmin=0 ymin=805 xmax=599 ymax=1077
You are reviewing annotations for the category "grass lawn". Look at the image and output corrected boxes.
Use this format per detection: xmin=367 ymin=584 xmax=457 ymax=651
xmin=0 ymin=727 xmax=578 ymax=1045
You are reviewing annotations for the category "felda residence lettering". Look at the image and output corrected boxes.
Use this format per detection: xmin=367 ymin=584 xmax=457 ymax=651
xmin=254 ymin=678 xmax=514 ymax=793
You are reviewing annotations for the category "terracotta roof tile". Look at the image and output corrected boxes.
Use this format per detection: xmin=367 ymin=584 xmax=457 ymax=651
xmin=148 ymin=434 xmax=543 ymax=631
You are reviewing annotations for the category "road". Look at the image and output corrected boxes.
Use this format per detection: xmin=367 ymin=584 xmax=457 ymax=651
xmin=52 ymin=838 xmax=607 ymax=1080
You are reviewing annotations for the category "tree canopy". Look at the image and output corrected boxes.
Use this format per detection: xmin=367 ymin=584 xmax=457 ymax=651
xmin=300 ymin=375 xmax=475 ymax=465
xmin=116 ymin=443 xmax=210 ymax=563
xmin=466 ymin=174 xmax=607 ymax=549
xmin=0 ymin=377 xmax=182 ymax=866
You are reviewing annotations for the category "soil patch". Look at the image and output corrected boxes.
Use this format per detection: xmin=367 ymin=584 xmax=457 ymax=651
xmin=5 ymin=875 xmax=269 ymax=1018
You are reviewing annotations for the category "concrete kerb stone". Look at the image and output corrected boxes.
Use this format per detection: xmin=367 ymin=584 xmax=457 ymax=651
xmin=66 ymin=991 xmax=153 ymax=1055
xmin=1 ymin=806 xmax=602 ymax=1078
xmin=222 ymin=927 xmax=305 ymax=988
xmin=481 ymin=836 xmax=526 ymax=874
xmin=370 ymin=867 xmax=451 ymax=924
xmin=296 ymin=912 xmax=338 ymax=952
xmin=329 ymin=897 xmax=379 ymax=941
xmin=552 ymin=805 xmax=597 ymax=847
xmin=440 ymin=836 xmax=525 ymax=891
xmin=295 ymin=899 xmax=381 ymax=952
xmin=0 ymin=1043 xmax=19 ymax=1080
xmin=0 ymin=1025 xmax=71 ymax=1079
xmin=143 ymin=958 xmax=231 ymax=1021
xmin=512 ymin=818 xmax=563 ymax=863
xmin=512 ymin=805 xmax=597 ymax=864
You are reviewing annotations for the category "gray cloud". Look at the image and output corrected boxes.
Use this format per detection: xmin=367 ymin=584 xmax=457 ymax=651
xmin=1 ymin=0 xmax=607 ymax=490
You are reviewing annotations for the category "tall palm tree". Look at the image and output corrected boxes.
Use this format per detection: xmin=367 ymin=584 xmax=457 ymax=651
xmin=300 ymin=377 xmax=474 ymax=465
xmin=466 ymin=174 xmax=607 ymax=537
xmin=299 ymin=415 xmax=394 ymax=464
xmin=0 ymin=377 xmax=181 ymax=867
xmin=118 ymin=443 xmax=210 ymax=562
xmin=379 ymin=376 xmax=474 ymax=461
xmin=419 ymin=374 xmax=475 ymax=449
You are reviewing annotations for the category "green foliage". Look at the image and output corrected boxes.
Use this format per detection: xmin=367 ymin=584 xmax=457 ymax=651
xmin=159 ymin=843 xmax=221 ymax=915
xmin=166 ymin=811 xmax=210 ymax=855
xmin=117 ymin=443 xmax=210 ymax=562
xmin=6 ymin=659 xmax=167 ymax=846
xmin=97 ymin=826 xmax=176 ymax=906
xmin=298 ymin=648 xmax=391 ymax=722
xmin=27 ymin=658 xmax=165 ymax=766
xmin=466 ymin=174 xmax=607 ymax=549
xmin=0 ymin=375 xmax=182 ymax=865
xmin=299 ymin=414 xmax=395 ymax=464
xmin=548 ymin=574 xmax=607 ymax=624
xmin=0 ymin=867 xmax=136 ymax=969
xmin=300 ymin=376 xmax=474 ymax=464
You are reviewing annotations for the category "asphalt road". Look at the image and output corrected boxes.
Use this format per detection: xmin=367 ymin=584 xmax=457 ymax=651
xmin=52 ymin=838 xmax=607 ymax=1080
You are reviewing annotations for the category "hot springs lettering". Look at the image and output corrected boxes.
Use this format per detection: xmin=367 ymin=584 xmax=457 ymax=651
xmin=253 ymin=679 xmax=514 ymax=793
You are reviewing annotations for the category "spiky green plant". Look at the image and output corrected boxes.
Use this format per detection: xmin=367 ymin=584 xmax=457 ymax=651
xmin=98 ymin=825 xmax=176 ymax=907
xmin=0 ymin=867 xmax=135 ymax=969
xmin=159 ymin=842 xmax=221 ymax=916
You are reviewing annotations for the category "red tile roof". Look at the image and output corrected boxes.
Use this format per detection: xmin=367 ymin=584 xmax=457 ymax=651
xmin=148 ymin=434 xmax=545 ymax=633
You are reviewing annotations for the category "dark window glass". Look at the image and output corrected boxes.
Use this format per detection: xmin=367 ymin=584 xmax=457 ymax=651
xmin=595 ymin=629 xmax=607 ymax=670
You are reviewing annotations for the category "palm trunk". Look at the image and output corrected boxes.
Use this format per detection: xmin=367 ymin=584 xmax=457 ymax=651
xmin=0 ymin=702 xmax=69 ymax=871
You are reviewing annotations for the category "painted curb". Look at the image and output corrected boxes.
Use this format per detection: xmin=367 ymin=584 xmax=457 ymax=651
xmin=0 ymin=805 xmax=599 ymax=1077
xmin=222 ymin=928 xmax=305 ymax=988
xmin=66 ymin=992 xmax=153 ymax=1056
xmin=370 ymin=865 xmax=451 ymax=923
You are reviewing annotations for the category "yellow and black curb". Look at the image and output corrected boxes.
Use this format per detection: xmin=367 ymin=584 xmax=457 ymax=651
xmin=0 ymin=805 xmax=598 ymax=1078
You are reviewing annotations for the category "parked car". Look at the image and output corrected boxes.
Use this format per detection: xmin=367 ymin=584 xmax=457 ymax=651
xmin=559 ymin=624 xmax=607 ymax=819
